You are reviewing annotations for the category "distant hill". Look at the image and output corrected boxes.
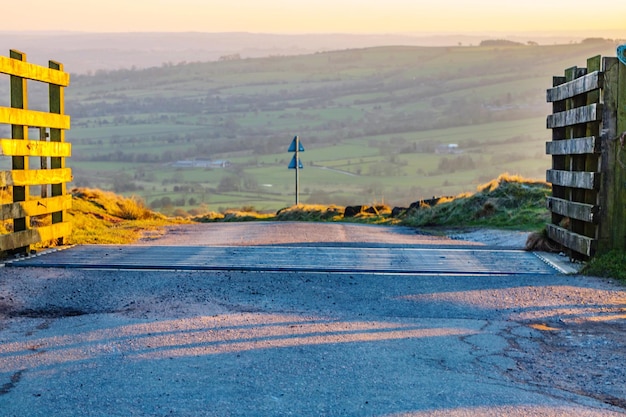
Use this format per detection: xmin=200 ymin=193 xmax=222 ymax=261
xmin=1 ymin=38 xmax=621 ymax=212
xmin=0 ymin=31 xmax=622 ymax=73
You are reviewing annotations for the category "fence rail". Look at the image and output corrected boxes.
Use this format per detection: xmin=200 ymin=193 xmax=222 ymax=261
xmin=545 ymin=55 xmax=626 ymax=259
xmin=0 ymin=49 xmax=71 ymax=254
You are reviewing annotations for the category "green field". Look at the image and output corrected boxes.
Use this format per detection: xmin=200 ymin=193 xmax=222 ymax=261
xmin=57 ymin=39 xmax=619 ymax=213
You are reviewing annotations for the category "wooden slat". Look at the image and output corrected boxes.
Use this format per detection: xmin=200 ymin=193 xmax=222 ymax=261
xmin=546 ymin=224 xmax=595 ymax=257
xmin=0 ymin=195 xmax=72 ymax=220
xmin=0 ymin=222 xmax=72 ymax=252
xmin=0 ymin=168 xmax=72 ymax=187
xmin=546 ymin=103 xmax=601 ymax=129
xmin=546 ymin=196 xmax=598 ymax=223
xmin=545 ymin=136 xmax=599 ymax=155
xmin=546 ymin=71 xmax=602 ymax=102
xmin=0 ymin=56 xmax=70 ymax=86
xmin=0 ymin=107 xmax=70 ymax=130
xmin=0 ymin=138 xmax=71 ymax=157
xmin=546 ymin=169 xmax=600 ymax=190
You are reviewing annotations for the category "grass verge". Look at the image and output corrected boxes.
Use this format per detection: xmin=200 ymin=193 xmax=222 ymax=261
xmin=399 ymin=174 xmax=550 ymax=231
xmin=581 ymin=251 xmax=626 ymax=282
xmin=192 ymin=174 xmax=550 ymax=231
xmin=67 ymin=188 xmax=188 ymax=245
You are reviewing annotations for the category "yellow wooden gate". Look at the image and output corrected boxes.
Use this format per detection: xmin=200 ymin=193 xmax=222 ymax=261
xmin=0 ymin=49 xmax=72 ymax=254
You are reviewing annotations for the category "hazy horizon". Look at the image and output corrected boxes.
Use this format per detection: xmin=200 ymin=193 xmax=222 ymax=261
xmin=3 ymin=0 xmax=626 ymax=34
xmin=2 ymin=29 xmax=624 ymax=37
xmin=1 ymin=30 xmax=623 ymax=74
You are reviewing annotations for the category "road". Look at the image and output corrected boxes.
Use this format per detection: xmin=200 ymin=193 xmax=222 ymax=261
xmin=0 ymin=222 xmax=625 ymax=416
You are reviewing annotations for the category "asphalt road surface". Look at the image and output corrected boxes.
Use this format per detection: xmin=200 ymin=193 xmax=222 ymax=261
xmin=1 ymin=222 xmax=625 ymax=416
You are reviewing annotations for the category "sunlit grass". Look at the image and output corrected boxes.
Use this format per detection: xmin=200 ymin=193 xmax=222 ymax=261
xmin=67 ymin=188 xmax=188 ymax=245
xmin=400 ymin=174 xmax=551 ymax=231
xmin=275 ymin=204 xmax=345 ymax=222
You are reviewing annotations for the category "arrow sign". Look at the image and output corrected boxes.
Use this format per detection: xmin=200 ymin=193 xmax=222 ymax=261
xmin=287 ymin=135 xmax=304 ymax=205
xmin=288 ymin=155 xmax=304 ymax=169
xmin=288 ymin=136 xmax=305 ymax=152
xmin=618 ymin=45 xmax=626 ymax=66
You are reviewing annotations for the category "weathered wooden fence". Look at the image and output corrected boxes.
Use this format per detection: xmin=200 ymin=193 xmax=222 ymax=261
xmin=546 ymin=54 xmax=626 ymax=259
xmin=0 ymin=49 xmax=72 ymax=255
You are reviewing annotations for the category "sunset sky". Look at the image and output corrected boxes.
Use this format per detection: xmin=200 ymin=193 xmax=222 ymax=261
xmin=6 ymin=0 xmax=626 ymax=34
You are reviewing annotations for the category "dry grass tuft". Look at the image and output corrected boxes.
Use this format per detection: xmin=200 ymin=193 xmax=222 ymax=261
xmin=525 ymin=230 xmax=563 ymax=252
xmin=67 ymin=187 xmax=185 ymax=245
xmin=275 ymin=204 xmax=345 ymax=221
xmin=477 ymin=173 xmax=548 ymax=193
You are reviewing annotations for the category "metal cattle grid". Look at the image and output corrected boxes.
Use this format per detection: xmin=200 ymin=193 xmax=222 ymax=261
xmin=5 ymin=245 xmax=561 ymax=275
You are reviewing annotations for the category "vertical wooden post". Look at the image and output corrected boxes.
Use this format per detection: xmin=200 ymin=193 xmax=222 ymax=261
xmin=584 ymin=56 xmax=601 ymax=240
xmin=9 ymin=50 xmax=29 ymax=251
xmin=565 ymin=66 xmax=586 ymax=245
xmin=598 ymin=57 xmax=626 ymax=253
xmin=617 ymin=57 xmax=626 ymax=249
xmin=48 ymin=60 xmax=67 ymax=244
xmin=580 ymin=55 xmax=602 ymax=239
xmin=40 ymin=127 xmax=48 ymax=198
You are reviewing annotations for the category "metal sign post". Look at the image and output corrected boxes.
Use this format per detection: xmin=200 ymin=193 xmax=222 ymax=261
xmin=287 ymin=135 xmax=305 ymax=205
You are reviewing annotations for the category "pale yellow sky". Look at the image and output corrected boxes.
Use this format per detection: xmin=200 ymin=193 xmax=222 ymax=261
xmin=6 ymin=0 xmax=626 ymax=34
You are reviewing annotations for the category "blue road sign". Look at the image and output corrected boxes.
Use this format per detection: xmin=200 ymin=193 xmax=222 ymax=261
xmin=618 ymin=45 xmax=626 ymax=66
xmin=288 ymin=136 xmax=305 ymax=152
xmin=288 ymin=155 xmax=304 ymax=169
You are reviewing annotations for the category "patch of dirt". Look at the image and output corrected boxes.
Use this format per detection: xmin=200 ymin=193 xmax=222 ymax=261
xmin=510 ymin=318 xmax=626 ymax=410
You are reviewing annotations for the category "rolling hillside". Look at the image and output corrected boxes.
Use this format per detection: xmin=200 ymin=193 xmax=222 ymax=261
xmin=8 ymin=38 xmax=618 ymax=213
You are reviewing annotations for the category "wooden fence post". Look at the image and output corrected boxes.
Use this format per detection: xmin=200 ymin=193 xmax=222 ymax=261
xmin=598 ymin=57 xmax=626 ymax=253
xmin=49 ymin=60 xmax=68 ymax=244
xmin=9 ymin=50 xmax=29 ymax=241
